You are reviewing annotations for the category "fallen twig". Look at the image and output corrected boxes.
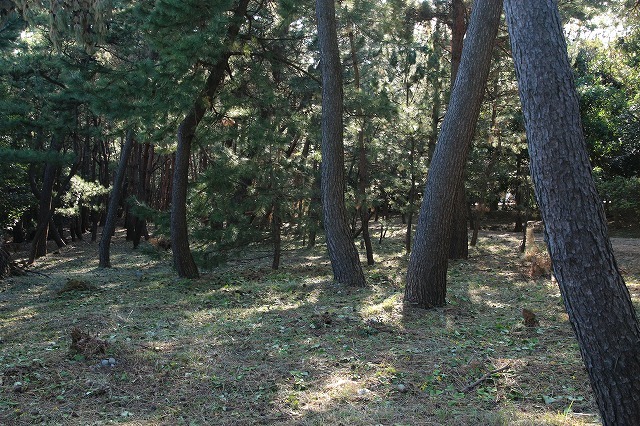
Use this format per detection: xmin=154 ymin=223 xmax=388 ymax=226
xmin=461 ymin=364 xmax=511 ymax=393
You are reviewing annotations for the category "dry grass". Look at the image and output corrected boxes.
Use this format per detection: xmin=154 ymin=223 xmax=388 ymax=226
xmin=1 ymin=224 xmax=637 ymax=425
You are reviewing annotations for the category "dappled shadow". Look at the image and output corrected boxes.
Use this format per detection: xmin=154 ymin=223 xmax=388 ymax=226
xmin=3 ymin=227 xmax=635 ymax=424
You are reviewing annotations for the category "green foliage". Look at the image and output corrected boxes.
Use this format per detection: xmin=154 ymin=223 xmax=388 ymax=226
xmin=58 ymin=176 xmax=110 ymax=217
xmin=0 ymin=148 xmax=75 ymax=165
xmin=0 ymin=160 xmax=31 ymax=231
xmin=594 ymin=170 xmax=640 ymax=222
xmin=574 ymin=36 xmax=640 ymax=178
xmin=127 ymin=196 xmax=170 ymax=234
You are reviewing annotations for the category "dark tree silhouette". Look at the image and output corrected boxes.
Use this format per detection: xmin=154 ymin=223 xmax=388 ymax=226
xmin=99 ymin=129 xmax=134 ymax=268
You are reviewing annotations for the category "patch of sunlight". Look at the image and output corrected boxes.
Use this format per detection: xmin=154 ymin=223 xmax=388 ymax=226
xmin=1 ymin=306 xmax=38 ymax=324
xmin=505 ymin=409 xmax=600 ymax=426
xmin=236 ymin=300 xmax=307 ymax=318
xmin=359 ymin=293 xmax=402 ymax=319
xmin=301 ymin=371 xmax=370 ymax=411
xmin=467 ymin=286 xmax=492 ymax=303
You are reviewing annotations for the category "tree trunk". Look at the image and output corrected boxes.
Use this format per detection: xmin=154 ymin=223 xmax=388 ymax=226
xmin=307 ymin=161 xmax=321 ymax=248
xmin=133 ymin=142 xmax=151 ymax=249
xmin=349 ymin=27 xmax=374 ymax=266
xmin=316 ymin=0 xmax=366 ymax=287
xmin=404 ymin=0 xmax=501 ymax=308
xmin=99 ymin=130 xmax=135 ymax=268
xmin=504 ymin=2 xmax=640 ymax=424
xmin=171 ymin=0 xmax=249 ymax=279
xmin=271 ymin=203 xmax=281 ymax=270
xmin=448 ymin=0 xmax=470 ymax=260
xmin=29 ymin=136 xmax=63 ymax=263
xmin=448 ymin=178 xmax=469 ymax=259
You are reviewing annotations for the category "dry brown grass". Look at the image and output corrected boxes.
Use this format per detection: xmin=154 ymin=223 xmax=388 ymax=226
xmin=524 ymin=227 xmax=553 ymax=279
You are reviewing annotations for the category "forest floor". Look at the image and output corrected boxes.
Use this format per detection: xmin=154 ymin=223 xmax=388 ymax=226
xmin=1 ymin=222 xmax=639 ymax=425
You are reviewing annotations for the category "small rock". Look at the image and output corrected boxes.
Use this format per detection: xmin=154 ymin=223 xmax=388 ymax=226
xmin=13 ymin=381 xmax=24 ymax=392
xmin=108 ymin=357 xmax=116 ymax=365
xmin=100 ymin=359 xmax=109 ymax=367
xmin=356 ymin=388 xmax=370 ymax=396
xmin=396 ymin=384 xmax=407 ymax=393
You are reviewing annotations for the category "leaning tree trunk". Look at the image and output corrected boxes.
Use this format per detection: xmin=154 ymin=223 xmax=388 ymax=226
xmin=316 ymin=0 xmax=366 ymax=287
xmin=99 ymin=129 xmax=134 ymax=268
xmin=447 ymin=0 xmax=470 ymax=260
xmin=404 ymin=0 xmax=501 ymax=308
xmin=171 ymin=0 xmax=249 ymax=279
xmin=504 ymin=2 xmax=640 ymax=424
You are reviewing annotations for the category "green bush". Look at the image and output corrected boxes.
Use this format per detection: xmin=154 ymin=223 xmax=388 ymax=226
xmin=594 ymin=171 xmax=640 ymax=223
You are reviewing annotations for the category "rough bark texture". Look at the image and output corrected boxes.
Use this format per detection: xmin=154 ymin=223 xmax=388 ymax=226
xmin=99 ymin=130 xmax=134 ymax=268
xmin=448 ymin=178 xmax=469 ymax=259
xmin=404 ymin=0 xmax=501 ymax=308
xmin=171 ymin=0 xmax=249 ymax=279
xmin=504 ymin=2 xmax=640 ymax=424
xmin=316 ymin=0 xmax=366 ymax=287
xmin=448 ymin=0 xmax=470 ymax=260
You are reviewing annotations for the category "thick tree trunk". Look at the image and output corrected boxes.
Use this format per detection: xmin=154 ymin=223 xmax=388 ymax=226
xmin=448 ymin=178 xmax=469 ymax=259
xmin=171 ymin=0 xmax=249 ymax=279
xmin=448 ymin=0 xmax=470 ymax=260
xmin=172 ymin=111 xmax=203 ymax=278
xmin=99 ymin=130 xmax=135 ymax=268
xmin=404 ymin=0 xmax=501 ymax=308
xmin=450 ymin=0 xmax=465 ymax=82
xmin=316 ymin=0 xmax=366 ymax=287
xmin=505 ymin=2 xmax=640 ymax=424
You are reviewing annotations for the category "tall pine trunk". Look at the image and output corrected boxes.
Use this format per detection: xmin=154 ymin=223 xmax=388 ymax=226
xmin=448 ymin=0 xmax=470 ymax=260
xmin=404 ymin=0 xmax=501 ymax=308
xmin=99 ymin=130 xmax=134 ymax=268
xmin=316 ymin=0 xmax=366 ymax=287
xmin=505 ymin=2 xmax=640 ymax=423
xmin=171 ymin=0 xmax=249 ymax=279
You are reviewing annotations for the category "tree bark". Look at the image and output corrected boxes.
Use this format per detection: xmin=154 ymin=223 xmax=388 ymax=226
xmin=448 ymin=0 xmax=470 ymax=260
xmin=404 ymin=0 xmax=501 ymax=308
xmin=171 ymin=0 xmax=249 ymax=279
xmin=99 ymin=129 xmax=134 ymax=268
xmin=504 ymin=2 xmax=640 ymax=424
xmin=316 ymin=0 xmax=366 ymax=287
xmin=448 ymin=178 xmax=469 ymax=259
